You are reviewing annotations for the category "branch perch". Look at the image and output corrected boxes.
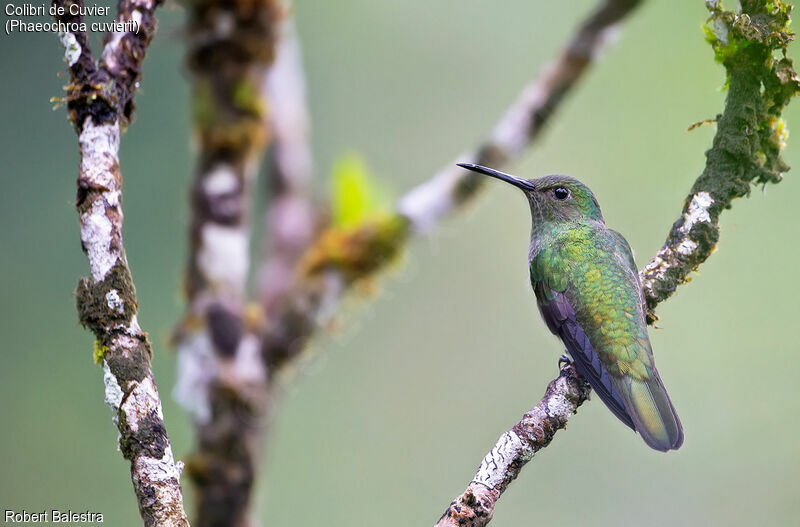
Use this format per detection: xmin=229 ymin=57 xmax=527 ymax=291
xmin=436 ymin=363 xmax=591 ymax=527
xmin=53 ymin=0 xmax=190 ymax=525
xmin=435 ymin=1 xmax=799 ymax=525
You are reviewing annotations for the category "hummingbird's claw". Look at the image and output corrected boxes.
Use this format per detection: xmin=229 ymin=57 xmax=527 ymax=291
xmin=559 ymin=353 xmax=573 ymax=368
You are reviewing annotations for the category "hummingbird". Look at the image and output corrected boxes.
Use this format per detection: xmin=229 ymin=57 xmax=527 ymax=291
xmin=458 ymin=163 xmax=683 ymax=452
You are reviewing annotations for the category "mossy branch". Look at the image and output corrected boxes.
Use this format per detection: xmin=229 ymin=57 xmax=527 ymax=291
xmin=53 ymin=0 xmax=190 ymax=525
xmin=641 ymin=0 xmax=800 ymax=315
xmin=53 ymin=0 xmax=163 ymax=132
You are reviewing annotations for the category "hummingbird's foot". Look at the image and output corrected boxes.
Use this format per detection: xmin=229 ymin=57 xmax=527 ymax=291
xmin=559 ymin=353 xmax=573 ymax=368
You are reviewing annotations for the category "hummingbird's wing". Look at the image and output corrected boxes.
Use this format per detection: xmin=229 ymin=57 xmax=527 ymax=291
xmin=530 ymin=228 xmax=683 ymax=451
xmin=532 ymin=277 xmax=635 ymax=430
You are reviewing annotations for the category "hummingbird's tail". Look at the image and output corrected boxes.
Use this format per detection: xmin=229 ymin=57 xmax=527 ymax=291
xmin=619 ymin=373 xmax=684 ymax=452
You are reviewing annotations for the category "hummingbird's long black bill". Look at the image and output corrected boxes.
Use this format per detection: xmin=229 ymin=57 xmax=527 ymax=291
xmin=457 ymin=163 xmax=536 ymax=191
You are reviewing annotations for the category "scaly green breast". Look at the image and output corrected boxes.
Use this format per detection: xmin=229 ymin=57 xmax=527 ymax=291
xmin=530 ymin=222 xmax=653 ymax=379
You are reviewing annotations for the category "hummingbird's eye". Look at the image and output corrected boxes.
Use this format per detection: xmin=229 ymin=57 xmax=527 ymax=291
xmin=552 ymin=187 xmax=570 ymax=200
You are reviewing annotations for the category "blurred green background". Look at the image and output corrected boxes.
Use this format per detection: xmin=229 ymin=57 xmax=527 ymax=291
xmin=2 ymin=1 xmax=799 ymax=525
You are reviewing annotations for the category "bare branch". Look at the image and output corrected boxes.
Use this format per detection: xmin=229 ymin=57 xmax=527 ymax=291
xmin=435 ymin=363 xmax=591 ymax=527
xmin=54 ymin=0 xmax=190 ymax=525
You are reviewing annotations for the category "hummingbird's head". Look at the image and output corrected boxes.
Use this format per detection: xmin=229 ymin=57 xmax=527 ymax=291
xmin=457 ymin=163 xmax=604 ymax=225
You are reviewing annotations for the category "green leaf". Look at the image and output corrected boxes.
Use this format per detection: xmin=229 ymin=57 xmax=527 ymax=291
xmin=331 ymin=153 xmax=389 ymax=227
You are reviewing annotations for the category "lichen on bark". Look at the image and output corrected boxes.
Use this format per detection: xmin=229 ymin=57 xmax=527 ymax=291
xmin=641 ymin=0 xmax=800 ymax=315
xmin=54 ymin=0 xmax=191 ymax=524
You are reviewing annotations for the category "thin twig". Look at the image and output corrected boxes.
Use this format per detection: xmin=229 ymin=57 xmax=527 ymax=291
xmin=53 ymin=0 xmax=190 ymax=525
xmin=398 ymin=0 xmax=643 ymax=232
xmin=258 ymin=17 xmax=319 ymax=319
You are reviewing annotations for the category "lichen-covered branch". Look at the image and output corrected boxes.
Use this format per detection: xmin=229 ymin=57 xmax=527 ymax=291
xmin=435 ymin=362 xmax=591 ymax=527
xmin=263 ymin=0 xmax=644 ymax=370
xmin=174 ymin=1 xmax=284 ymax=526
xmin=641 ymin=0 xmax=800 ymax=316
xmin=54 ymin=0 xmax=162 ymax=131
xmin=53 ymin=0 xmax=190 ymax=525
